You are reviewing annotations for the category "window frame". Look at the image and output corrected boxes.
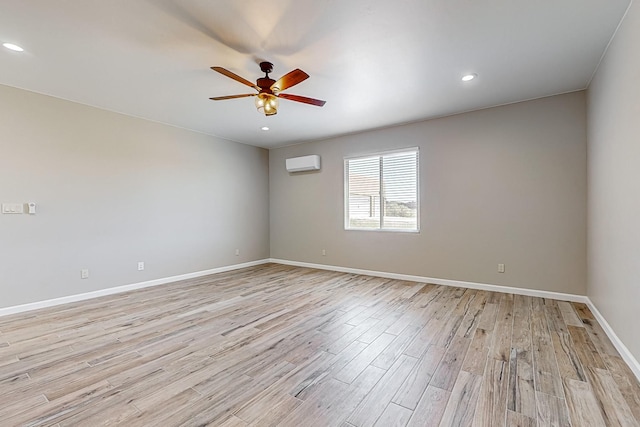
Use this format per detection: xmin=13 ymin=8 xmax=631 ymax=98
xmin=344 ymin=147 xmax=420 ymax=233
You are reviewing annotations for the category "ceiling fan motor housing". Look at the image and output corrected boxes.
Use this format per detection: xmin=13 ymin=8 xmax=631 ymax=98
xmin=258 ymin=62 xmax=276 ymax=93
xmin=257 ymin=77 xmax=276 ymax=93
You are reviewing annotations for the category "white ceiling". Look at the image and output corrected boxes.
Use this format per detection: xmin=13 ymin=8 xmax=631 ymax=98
xmin=0 ymin=0 xmax=631 ymax=149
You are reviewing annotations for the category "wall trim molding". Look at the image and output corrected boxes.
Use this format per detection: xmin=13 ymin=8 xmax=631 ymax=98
xmin=269 ymin=258 xmax=640 ymax=382
xmin=269 ymin=258 xmax=589 ymax=302
xmin=0 ymin=259 xmax=271 ymax=318
xmin=585 ymin=299 xmax=640 ymax=382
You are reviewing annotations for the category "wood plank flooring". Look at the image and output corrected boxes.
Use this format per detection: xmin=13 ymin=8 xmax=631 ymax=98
xmin=0 ymin=263 xmax=639 ymax=426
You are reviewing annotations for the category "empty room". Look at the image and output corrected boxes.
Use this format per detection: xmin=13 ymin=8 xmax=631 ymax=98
xmin=1 ymin=0 xmax=639 ymax=426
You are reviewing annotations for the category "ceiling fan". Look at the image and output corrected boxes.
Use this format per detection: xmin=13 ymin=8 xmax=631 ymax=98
xmin=210 ymin=61 xmax=326 ymax=116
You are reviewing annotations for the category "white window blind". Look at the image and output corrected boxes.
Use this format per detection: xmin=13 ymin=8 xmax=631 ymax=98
xmin=345 ymin=148 xmax=419 ymax=231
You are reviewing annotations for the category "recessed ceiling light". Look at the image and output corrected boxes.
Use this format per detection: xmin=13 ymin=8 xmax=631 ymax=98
xmin=3 ymin=43 xmax=24 ymax=52
xmin=261 ymin=126 xmax=269 ymax=131
xmin=462 ymin=73 xmax=477 ymax=82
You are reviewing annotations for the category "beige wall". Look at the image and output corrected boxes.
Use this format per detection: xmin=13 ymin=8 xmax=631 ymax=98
xmin=0 ymin=82 xmax=591 ymax=308
xmin=0 ymin=84 xmax=269 ymax=308
xmin=270 ymin=92 xmax=587 ymax=295
xmin=587 ymin=1 xmax=640 ymax=359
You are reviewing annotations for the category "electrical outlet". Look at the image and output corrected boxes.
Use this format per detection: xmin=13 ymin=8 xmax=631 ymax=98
xmin=235 ymin=249 xmax=240 ymax=256
xmin=138 ymin=261 xmax=144 ymax=271
xmin=322 ymin=249 xmax=326 ymax=256
xmin=498 ymin=263 xmax=505 ymax=273
xmin=81 ymin=269 xmax=89 ymax=279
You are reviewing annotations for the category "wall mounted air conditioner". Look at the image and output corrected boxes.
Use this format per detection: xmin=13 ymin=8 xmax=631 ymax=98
xmin=285 ymin=155 xmax=321 ymax=172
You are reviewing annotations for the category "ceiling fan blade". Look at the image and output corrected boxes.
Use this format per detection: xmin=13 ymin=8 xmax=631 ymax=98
xmin=209 ymin=94 xmax=256 ymax=100
xmin=211 ymin=67 xmax=260 ymax=91
xmin=271 ymin=69 xmax=309 ymax=92
xmin=278 ymin=93 xmax=326 ymax=107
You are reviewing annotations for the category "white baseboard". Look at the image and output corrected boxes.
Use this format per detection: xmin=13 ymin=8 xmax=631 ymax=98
xmin=0 ymin=259 xmax=270 ymax=318
xmin=269 ymin=258 xmax=589 ymax=303
xmin=269 ymin=258 xmax=640 ymax=382
xmin=585 ymin=299 xmax=640 ymax=382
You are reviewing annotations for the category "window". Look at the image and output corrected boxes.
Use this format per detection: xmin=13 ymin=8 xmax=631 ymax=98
xmin=345 ymin=148 xmax=419 ymax=231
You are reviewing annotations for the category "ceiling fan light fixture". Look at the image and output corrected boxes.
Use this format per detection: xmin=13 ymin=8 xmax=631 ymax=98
xmin=255 ymin=93 xmax=279 ymax=116
xmin=210 ymin=63 xmax=324 ymax=115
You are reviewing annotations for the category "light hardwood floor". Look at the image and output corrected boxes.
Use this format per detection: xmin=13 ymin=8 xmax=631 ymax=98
xmin=1 ymin=264 xmax=639 ymax=426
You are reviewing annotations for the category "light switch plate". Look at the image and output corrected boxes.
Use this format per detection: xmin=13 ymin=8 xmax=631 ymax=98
xmin=2 ymin=203 xmax=24 ymax=214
